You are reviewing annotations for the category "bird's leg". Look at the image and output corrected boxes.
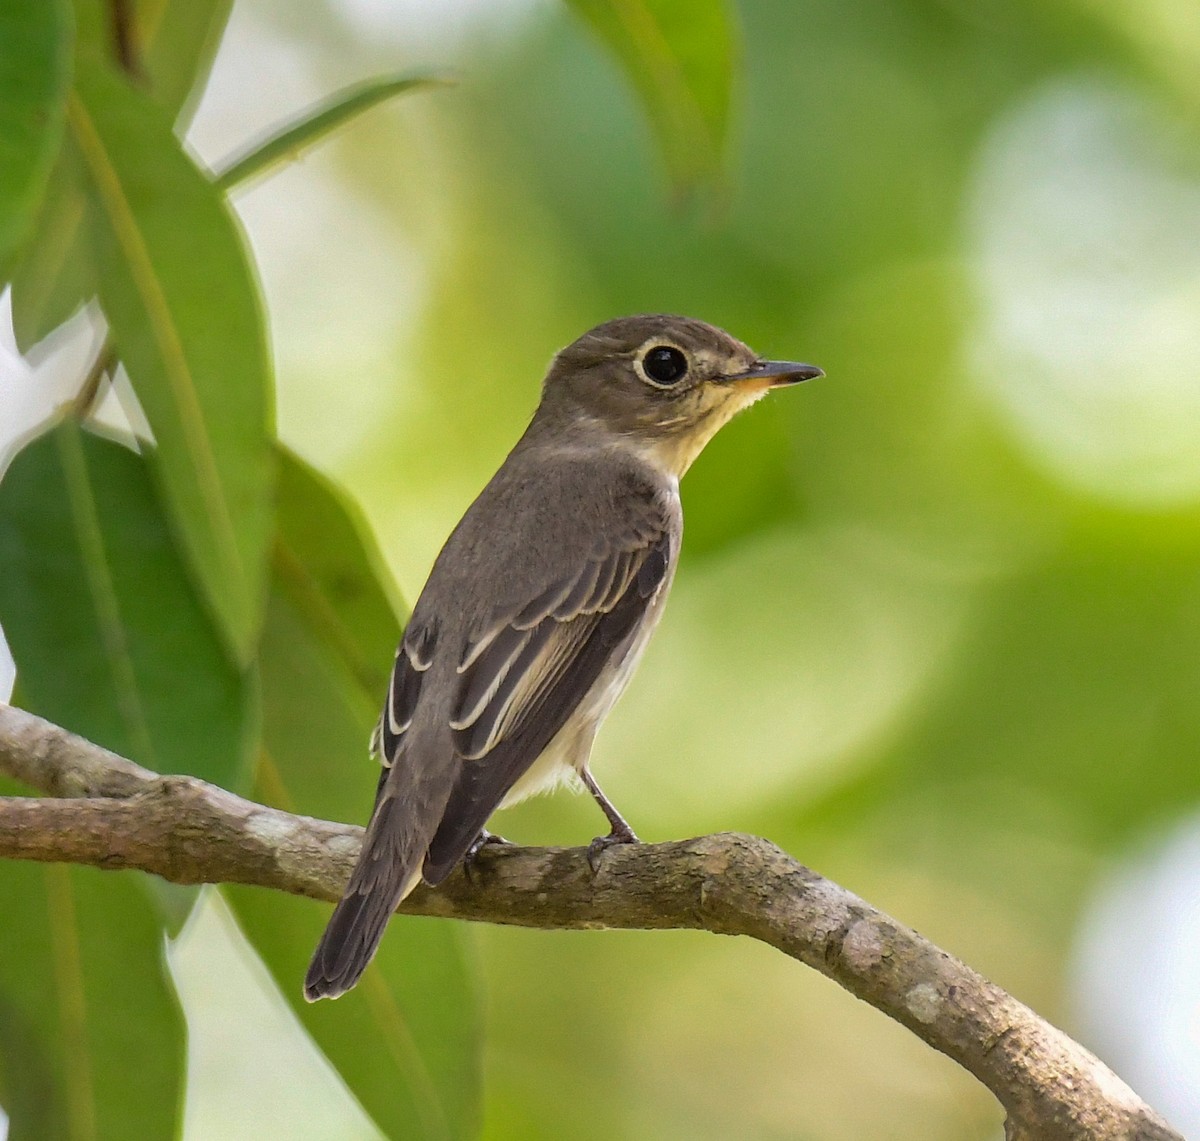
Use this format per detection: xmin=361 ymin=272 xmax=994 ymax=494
xmin=580 ymin=769 xmax=640 ymax=870
xmin=462 ymin=829 xmax=514 ymax=884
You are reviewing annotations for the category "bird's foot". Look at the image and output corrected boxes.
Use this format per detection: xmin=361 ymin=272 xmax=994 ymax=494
xmin=462 ymin=829 xmax=514 ymax=884
xmin=586 ymin=822 xmax=639 ymax=873
xmin=579 ymin=768 xmax=639 ymax=871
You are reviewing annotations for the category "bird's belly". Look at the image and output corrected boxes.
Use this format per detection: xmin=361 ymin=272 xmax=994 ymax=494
xmin=498 ymin=734 xmax=581 ymax=808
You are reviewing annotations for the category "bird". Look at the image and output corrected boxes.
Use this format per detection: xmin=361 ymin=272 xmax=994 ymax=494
xmin=304 ymin=314 xmax=822 ymax=1000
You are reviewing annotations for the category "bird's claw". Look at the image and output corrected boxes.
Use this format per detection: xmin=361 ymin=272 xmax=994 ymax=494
xmin=586 ymin=825 xmax=639 ymax=873
xmin=462 ymin=829 xmax=514 ymax=884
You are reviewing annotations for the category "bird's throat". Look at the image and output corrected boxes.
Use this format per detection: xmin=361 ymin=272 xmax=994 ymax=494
xmin=624 ymin=387 xmax=768 ymax=479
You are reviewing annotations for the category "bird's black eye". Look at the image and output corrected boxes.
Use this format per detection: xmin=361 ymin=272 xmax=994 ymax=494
xmin=642 ymin=345 xmax=689 ymax=386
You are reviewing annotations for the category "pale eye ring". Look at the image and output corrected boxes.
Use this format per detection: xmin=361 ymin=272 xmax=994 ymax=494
xmin=641 ymin=345 xmax=689 ymax=386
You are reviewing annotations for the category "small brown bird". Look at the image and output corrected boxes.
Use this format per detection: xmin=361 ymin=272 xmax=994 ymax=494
xmin=305 ymin=315 xmax=821 ymax=1000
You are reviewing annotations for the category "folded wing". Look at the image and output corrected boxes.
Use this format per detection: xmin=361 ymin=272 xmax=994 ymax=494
xmin=422 ymin=509 xmax=672 ymax=883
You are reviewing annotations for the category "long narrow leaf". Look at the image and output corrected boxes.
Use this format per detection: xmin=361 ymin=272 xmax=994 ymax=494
xmin=565 ymin=0 xmax=737 ymax=191
xmin=0 ymin=0 xmax=72 ymax=279
xmin=0 ymin=421 xmax=256 ymax=792
xmin=70 ymin=59 xmax=275 ymax=665
xmin=8 ymin=0 xmax=235 ymax=350
xmin=0 ymin=859 xmax=186 ymax=1141
xmin=142 ymin=0 xmax=235 ymax=127
xmin=8 ymin=136 xmax=94 ymax=353
xmin=214 ymin=73 xmax=448 ymax=191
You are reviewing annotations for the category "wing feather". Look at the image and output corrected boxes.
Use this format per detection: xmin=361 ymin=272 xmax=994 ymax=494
xmin=591 ymin=550 xmax=630 ymax=611
xmin=551 ymin=558 xmax=605 ymax=619
xmin=374 ymin=622 xmax=436 ymax=765
xmin=450 ymin=624 xmax=536 ymax=732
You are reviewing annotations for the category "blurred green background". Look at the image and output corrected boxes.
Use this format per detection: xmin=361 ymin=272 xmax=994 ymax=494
xmin=3 ymin=0 xmax=1200 ymax=1137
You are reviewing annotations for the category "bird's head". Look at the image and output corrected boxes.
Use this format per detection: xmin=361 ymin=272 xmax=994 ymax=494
xmin=539 ymin=314 xmax=822 ymax=478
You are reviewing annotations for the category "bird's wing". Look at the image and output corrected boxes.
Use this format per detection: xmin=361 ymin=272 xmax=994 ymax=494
xmin=374 ymin=621 xmax=436 ymax=769
xmin=421 ymin=497 xmax=674 ymax=883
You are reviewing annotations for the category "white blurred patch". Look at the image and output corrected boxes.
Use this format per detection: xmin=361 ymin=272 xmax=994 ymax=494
xmin=334 ymin=0 xmax=545 ymax=59
xmin=966 ymin=77 xmax=1200 ymax=507
xmin=0 ymin=294 xmax=105 ymax=469
xmin=185 ymin=4 xmax=336 ymax=172
xmin=186 ymin=3 xmax=427 ymax=469
xmin=1070 ymin=816 xmax=1200 ymax=1135
xmin=169 ymin=891 xmax=381 ymax=1141
xmin=236 ymin=163 xmax=425 ymax=466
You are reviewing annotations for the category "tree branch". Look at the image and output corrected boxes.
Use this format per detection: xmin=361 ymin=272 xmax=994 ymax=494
xmin=0 ymin=703 xmax=1180 ymax=1141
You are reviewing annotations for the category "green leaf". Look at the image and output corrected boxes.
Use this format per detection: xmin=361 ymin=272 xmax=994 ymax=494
xmin=8 ymin=0 xmax=234 ymax=351
xmin=226 ymin=448 xmax=481 ymax=1141
xmin=8 ymin=135 xmax=95 ymax=353
xmin=0 ymin=421 xmax=255 ymax=791
xmin=564 ymin=0 xmax=737 ymax=191
xmin=214 ymin=72 xmax=447 ymax=192
xmin=270 ymin=445 xmax=404 ymax=704
xmin=70 ymin=59 xmax=275 ymax=665
xmin=0 ymin=862 xmax=185 ymax=1140
xmin=0 ymin=0 xmax=72 ymax=279
xmin=140 ymin=0 xmax=235 ymax=125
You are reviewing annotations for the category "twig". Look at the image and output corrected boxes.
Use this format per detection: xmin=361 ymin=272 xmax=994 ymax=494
xmin=0 ymin=703 xmax=1181 ymax=1141
xmin=71 ymin=338 xmax=117 ymax=420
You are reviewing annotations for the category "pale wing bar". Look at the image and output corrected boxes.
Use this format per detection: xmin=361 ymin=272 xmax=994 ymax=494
xmin=373 ymin=623 xmax=436 ymax=766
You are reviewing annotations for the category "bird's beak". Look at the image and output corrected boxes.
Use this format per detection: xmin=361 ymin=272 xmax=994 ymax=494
xmin=721 ymin=360 xmax=824 ymax=390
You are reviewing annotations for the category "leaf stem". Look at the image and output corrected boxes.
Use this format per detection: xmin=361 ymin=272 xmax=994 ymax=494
xmin=72 ymin=338 xmax=117 ymax=421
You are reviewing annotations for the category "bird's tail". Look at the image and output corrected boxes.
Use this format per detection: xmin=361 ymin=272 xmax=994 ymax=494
xmin=303 ymin=795 xmax=425 ymax=1001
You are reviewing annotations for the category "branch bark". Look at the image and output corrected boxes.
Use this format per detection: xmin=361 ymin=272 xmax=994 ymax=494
xmin=0 ymin=703 xmax=1180 ymax=1141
